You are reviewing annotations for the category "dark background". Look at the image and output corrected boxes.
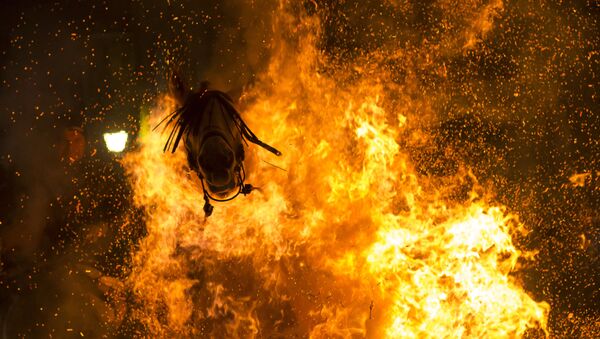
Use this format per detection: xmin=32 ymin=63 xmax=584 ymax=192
xmin=0 ymin=0 xmax=598 ymax=337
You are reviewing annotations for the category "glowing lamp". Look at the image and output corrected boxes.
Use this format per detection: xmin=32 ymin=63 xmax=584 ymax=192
xmin=103 ymin=130 xmax=128 ymax=153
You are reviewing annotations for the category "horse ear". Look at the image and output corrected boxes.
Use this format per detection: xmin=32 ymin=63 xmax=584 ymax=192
xmin=169 ymin=69 xmax=188 ymax=105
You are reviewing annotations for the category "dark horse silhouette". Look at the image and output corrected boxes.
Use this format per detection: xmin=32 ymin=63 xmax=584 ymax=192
xmin=157 ymin=72 xmax=281 ymax=217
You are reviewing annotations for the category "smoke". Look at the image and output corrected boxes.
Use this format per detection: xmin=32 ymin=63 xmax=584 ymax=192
xmin=201 ymin=0 xmax=278 ymax=91
xmin=0 ymin=1 xmax=138 ymax=336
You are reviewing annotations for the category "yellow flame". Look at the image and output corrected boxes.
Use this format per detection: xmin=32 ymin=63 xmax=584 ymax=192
xmin=122 ymin=2 xmax=549 ymax=337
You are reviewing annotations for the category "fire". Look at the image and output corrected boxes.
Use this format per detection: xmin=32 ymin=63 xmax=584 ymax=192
xmin=121 ymin=1 xmax=549 ymax=337
xmin=365 ymin=204 xmax=548 ymax=338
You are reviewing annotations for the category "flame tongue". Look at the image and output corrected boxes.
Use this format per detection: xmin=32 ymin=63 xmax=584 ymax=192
xmin=122 ymin=2 xmax=549 ymax=337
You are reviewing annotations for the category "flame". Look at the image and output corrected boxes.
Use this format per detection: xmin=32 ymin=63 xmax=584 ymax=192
xmin=121 ymin=1 xmax=548 ymax=337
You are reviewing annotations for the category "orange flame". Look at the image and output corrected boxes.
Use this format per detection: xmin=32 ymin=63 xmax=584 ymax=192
xmin=122 ymin=2 xmax=548 ymax=337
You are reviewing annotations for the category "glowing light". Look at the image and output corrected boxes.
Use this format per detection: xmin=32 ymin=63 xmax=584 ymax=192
xmin=103 ymin=130 xmax=128 ymax=153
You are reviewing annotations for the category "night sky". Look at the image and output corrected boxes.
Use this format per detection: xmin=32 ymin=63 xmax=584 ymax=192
xmin=0 ymin=0 xmax=598 ymax=337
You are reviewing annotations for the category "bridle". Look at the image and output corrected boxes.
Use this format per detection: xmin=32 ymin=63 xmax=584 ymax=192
xmin=157 ymin=89 xmax=281 ymax=217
